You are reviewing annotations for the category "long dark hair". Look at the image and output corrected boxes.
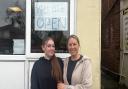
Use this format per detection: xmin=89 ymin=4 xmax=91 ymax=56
xmin=42 ymin=37 xmax=63 ymax=82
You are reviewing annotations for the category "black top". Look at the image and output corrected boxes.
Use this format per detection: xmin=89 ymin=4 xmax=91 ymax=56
xmin=31 ymin=57 xmax=63 ymax=89
xmin=67 ymin=55 xmax=83 ymax=84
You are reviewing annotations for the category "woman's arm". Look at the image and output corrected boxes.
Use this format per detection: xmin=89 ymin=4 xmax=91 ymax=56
xmin=31 ymin=62 xmax=39 ymax=89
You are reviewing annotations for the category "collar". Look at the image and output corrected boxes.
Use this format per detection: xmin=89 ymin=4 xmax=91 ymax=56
xmin=44 ymin=55 xmax=51 ymax=60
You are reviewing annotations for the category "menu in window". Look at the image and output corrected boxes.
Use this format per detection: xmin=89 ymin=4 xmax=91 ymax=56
xmin=35 ymin=2 xmax=68 ymax=31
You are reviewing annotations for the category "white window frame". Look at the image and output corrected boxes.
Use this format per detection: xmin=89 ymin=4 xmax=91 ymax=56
xmin=26 ymin=0 xmax=76 ymax=59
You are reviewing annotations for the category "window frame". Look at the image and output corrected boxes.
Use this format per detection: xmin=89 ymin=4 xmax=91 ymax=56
xmin=26 ymin=0 xmax=76 ymax=59
xmin=0 ymin=0 xmax=26 ymax=60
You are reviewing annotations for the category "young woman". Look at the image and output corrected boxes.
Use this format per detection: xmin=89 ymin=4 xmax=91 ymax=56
xmin=31 ymin=37 xmax=63 ymax=89
xmin=57 ymin=35 xmax=92 ymax=89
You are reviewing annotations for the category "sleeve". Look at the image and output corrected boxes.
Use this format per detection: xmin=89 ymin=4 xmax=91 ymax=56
xmin=65 ymin=59 xmax=92 ymax=89
xmin=31 ymin=62 xmax=39 ymax=89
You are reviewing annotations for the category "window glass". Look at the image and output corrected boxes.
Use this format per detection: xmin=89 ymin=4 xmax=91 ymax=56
xmin=0 ymin=0 xmax=26 ymax=54
xmin=31 ymin=0 xmax=70 ymax=53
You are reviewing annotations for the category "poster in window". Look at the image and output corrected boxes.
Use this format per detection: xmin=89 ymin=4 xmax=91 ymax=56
xmin=35 ymin=2 xmax=68 ymax=31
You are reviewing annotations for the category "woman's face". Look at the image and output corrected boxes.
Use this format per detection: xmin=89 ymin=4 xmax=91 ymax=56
xmin=42 ymin=39 xmax=55 ymax=58
xmin=67 ymin=37 xmax=79 ymax=56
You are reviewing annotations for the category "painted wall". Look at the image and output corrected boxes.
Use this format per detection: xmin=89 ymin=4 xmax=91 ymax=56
xmin=76 ymin=0 xmax=101 ymax=89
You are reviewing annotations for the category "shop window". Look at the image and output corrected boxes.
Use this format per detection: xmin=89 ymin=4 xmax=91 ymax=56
xmin=26 ymin=0 xmax=75 ymax=57
xmin=0 ymin=0 xmax=26 ymax=55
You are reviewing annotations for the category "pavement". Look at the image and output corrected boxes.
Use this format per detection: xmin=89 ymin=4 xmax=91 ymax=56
xmin=101 ymin=70 xmax=128 ymax=89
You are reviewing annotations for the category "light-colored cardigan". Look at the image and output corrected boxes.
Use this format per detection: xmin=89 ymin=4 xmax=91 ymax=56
xmin=63 ymin=56 xmax=92 ymax=89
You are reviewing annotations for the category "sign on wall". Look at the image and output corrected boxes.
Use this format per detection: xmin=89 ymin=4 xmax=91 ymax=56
xmin=35 ymin=2 xmax=68 ymax=31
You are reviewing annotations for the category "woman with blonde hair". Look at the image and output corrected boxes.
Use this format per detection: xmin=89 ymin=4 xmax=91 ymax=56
xmin=57 ymin=35 xmax=92 ymax=89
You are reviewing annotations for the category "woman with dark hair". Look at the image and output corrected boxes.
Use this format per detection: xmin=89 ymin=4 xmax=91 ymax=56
xmin=31 ymin=37 xmax=63 ymax=89
xmin=57 ymin=35 xmax=92 ymax=89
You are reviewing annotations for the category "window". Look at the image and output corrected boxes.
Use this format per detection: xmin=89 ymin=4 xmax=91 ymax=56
xmin=26 ymin=0 xmax=76 ymax=58
xmin=0 ymin=0 xmax=26 ymax=55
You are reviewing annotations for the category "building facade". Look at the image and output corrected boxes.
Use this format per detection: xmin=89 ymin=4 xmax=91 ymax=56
xmin=0 ymin=0 xmax=101 ymax=89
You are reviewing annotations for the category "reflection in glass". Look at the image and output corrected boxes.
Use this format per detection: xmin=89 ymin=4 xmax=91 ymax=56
xmin=0 ymin=0 xmax=25 ymax=54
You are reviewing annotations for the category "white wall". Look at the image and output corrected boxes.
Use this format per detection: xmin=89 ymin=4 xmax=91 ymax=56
xmin=0 ymin=62 xmax=24 ymax=89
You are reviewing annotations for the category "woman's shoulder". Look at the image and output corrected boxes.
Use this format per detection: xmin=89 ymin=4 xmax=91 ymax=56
xmin=56 ymin=57 xmax=63 ymax=68
xmin=56 ymin=57 xmax=63 ymax=64
xmin=33 ymin=57 xmax=44 ymax=65
xmin=81 ymin=55 xmax=91 ymax=60
xmin=81 ymin=55 xmax=92 ymax=65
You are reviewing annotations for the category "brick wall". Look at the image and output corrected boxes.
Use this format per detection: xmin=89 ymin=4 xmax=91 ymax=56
xmin=101 ymin=0 xmax=120 ymax=73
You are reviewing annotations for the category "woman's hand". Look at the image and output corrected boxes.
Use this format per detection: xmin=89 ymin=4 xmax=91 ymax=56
xmin=57 ymin=82 xmax=65 ymax=89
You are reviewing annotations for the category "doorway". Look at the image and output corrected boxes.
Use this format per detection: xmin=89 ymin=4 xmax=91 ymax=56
xmin=101 ymin=0 xmax=121 ymax=88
